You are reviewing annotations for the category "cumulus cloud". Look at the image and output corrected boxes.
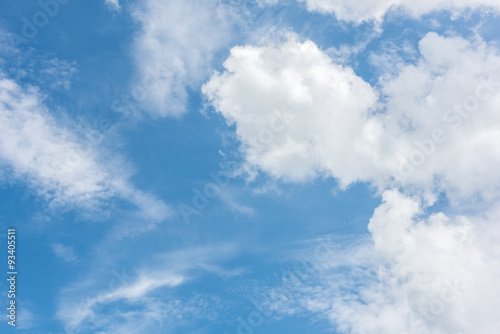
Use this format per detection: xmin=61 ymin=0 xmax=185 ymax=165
xmin=204 ymin=32 xmax=500 ymax=202
xmin=203 ymin=33 xmax=379 ymax=186
xmin=0 ymin=73 xmax=170 ymax=221
xmin=130 ymin=0 xmax=240 ymax=117
xmin=205 ymin=33 xmax=500 ymax=333
xmin=259 ymin=190 xmax=500 ymax=333
xmin=380 ymin=32 xmax=500 ymax=202
xmin=63 ymin=293 xmax=221 ymax=334
xmin=298 ymin=0 xmax=500 ymax=23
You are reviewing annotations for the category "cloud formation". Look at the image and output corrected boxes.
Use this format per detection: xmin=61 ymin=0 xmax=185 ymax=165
xmin=205 ymin=30 xmax=500 ymax=333
xmin=203 ymin=33 xmax=379 ymax=186
xmin=204 ymin=32 xmax=500 ymax=202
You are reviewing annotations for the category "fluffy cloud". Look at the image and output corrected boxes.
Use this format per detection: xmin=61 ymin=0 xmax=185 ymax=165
xmin=260 ymin=190 xmax=500 ymax=333
xmin=380 ymin=32 xmax=500 ymax=202
xmin=203 ymin=34 xmax=379 ymax=186
xmin=204 ymin=32 xmax=500 ymax=201
xmin=298 ymin=0 xmax=500 ymax=23
xmin=130 ymin=0 xmax=240 ymax=117
xmin=0 ymin=74 xmax=170 ymax=221
xmin=52 ymin=243 xmax=78 ymax=263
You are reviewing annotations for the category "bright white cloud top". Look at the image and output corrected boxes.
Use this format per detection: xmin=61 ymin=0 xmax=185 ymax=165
xmin=204 ymin=34 xmax=379 ymax=186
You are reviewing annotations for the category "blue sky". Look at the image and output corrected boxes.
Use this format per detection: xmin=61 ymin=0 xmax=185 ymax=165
xmin=0 ymin=1 xmax=500 ymax=333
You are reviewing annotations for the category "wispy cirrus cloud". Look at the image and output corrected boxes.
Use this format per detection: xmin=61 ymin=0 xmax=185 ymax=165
xmin=0 ymin=71 xmax=170 ymax=222
xmin=57 ymin=245 xmax=240 ymax=333
xmin=203 ymin=33 xmax=379 ymax=186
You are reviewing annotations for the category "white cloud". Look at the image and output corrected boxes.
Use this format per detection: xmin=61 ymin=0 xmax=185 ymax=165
xmin=203 ymin=33 xmax=379 ymax=186
xmin=0 ymin=73 xmax=170 ymax=221
xmin=379 ymin=32 xmax=500 ymax=202
xmin=260 ymin=190 xmax=500 ymax=333
xmin=204 ymin=28 xmax=500 ymax=334
xmin=204 ymin=32 xmax=500 ymax=202
xmin=36 ymin=57 xmax=77 ymax=90
xmin=52 ymin=243 xmax=78 ymax=263
xmin=95 ymin=273 xmax=185 ymax=302
xmin=298 ymin=0 xmax=500 ymax=23
xmin=130 ymin=0 xmax=240 ymax=117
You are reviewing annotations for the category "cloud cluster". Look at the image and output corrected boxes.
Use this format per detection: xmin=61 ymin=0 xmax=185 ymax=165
xmin=298 ymin=0 xmax=500 ymax=23
xmin=204 ymin=32 xmax=500 ymax=202
xmin=205 ymin=31 xmax=500 ymax=333
xmin=203 ymin=34 xmax=379 ymax=186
